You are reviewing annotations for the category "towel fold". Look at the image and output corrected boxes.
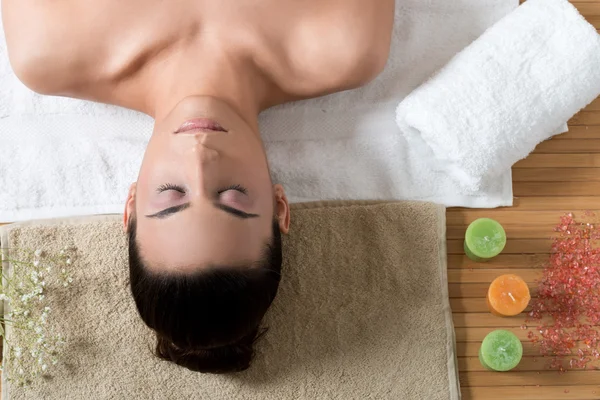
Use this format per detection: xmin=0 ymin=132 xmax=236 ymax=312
xmin=0 ymin=0 xmax=518 ymax=222
xmin=396 ymin=0 xmax=600 ymax=192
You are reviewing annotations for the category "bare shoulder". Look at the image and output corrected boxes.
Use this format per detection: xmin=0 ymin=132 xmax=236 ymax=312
xmin=282 ymin=0 xmax=395 ymax=97
xmin=2 ymin=0 xmax=104 ymax=95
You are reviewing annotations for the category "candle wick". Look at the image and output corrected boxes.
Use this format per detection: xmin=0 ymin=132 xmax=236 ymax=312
xmin=508 ymin=292 xmax=516 ymax=303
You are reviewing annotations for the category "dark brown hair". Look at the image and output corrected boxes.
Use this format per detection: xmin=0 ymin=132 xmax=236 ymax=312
xmin=128 ymin=219 xmax=282 ymax=373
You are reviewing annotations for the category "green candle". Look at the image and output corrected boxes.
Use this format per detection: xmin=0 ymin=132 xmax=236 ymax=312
xmin=464 ymin=218 xmax=506 ymax=261
xmin=479 ymin=330 xmax=523 ymax=372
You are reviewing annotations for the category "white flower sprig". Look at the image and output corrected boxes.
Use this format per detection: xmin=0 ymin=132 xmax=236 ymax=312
xmin=0 ymin=246 xmax=75 ymax=387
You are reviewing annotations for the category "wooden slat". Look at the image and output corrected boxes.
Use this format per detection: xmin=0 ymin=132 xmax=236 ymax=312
xmin=515 ymin=154 xmax=600 ymax=168
xmin=463 ymin=386 xmax=600 ymax=400
xmin=448 ymin=239 xmax=552 ymax=254
xmin=585 ymin=15 xmax=600 ymax=29
xmin=572 ymin=1 xmax=600 ymax=15
xmin=447 ymin=225 xmax=559 ymax=239
xmin=461 ymin=371 xmax=600 ymax=388
xmin=511 ymin=197 xmax=600 ymax=210
xmin=453 ymin=196 xmax=599 ymax=211
xmin=514 ymin=182 xmax=600 ymax=197
xmin=555 ymin=126 xmax=600 ymax=139
xmin=450 ymin=284 xmax=539 ymax=299
xmin=458 ymin=356 xmax=584 ymax=372
xmin=570 ymin=112 xmax=600 ymax=126
xmin=457 ymin=197 xmax=600 ymax=211
xmin=534 ymin=140 xmax=600 ymax=153
xmin=446 ymin=210 xmax=595 ymax=226
xmin=456 ymin=327 xmax=533 ymax=342
xmin=447 ymin=254 xmax=548 ymax=269
xmin=513 ymin=168 xmax=600 ymax=182
xmin=451 ymin=298 xmax=533 ymax=313
xmin=453 ymin=313 xmax=545 ymax=328
xmin=584 ymin=97 xmax=600 ymax=111
xmin=451 ymin=298 xmax=492 ymax=313
xmin=448 ymin=268 xmax=541 ymax=284
xmin=457 ymin=341 xmax=591 ymax=358
xmin=450 ymin=284 xmax=492 ymax=298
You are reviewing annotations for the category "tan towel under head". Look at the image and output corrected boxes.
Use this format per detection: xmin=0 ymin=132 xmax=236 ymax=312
xmin=0 ymin=201 xmax=458 ymax=400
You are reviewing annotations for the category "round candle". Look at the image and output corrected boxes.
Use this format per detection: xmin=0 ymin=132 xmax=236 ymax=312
xmin=487 ymin=274 xmax=531 ymax=317
xmin=479 ymin=330 xmax=523 ymax=371
xmin=464 ymin=218 xmax=506 ymax=261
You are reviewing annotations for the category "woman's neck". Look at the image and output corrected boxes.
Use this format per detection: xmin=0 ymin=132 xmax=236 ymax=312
xmin=148 ymin=45 xmax=283 ymax=128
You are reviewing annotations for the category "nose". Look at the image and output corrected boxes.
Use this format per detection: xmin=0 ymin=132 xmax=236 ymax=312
xmin=186 ymin=139 xmax=220 ymax=197
xmin=192 ymin=144 xmax=219 ymax=164
xmin=191 ymin=133 xmax=220 ymax=162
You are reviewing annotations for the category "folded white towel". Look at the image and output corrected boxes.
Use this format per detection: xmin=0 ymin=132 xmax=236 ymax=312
xmin=396 ymin=0 xmax=600 ymax=193
xmin=0 ymin=0 xmax=518 ymax=222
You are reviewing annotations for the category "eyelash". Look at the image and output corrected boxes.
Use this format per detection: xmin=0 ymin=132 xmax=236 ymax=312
xmin=157 ymin=183 xmax=185 ymax=193
xmin=157 ymin=183 xmax=248 ymax=195
xmin=220 ymin=184 xmax=248 ymax=195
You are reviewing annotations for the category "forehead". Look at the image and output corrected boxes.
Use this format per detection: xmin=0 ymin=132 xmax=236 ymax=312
xmin=135 ymin=206 xmax=272 ymax=273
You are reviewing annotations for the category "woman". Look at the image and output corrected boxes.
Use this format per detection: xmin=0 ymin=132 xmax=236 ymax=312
xmin=2 ymin=0 xmax=395 ymax=373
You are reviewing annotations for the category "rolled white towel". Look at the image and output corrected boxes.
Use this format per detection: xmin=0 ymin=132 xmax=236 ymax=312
xmin=396 ymin=0 xmax=600 ymax=192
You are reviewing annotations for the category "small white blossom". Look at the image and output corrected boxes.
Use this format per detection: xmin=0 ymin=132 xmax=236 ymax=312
xmin=4 ymin=247 xmax=75 ymax=385
xmin=59 ymin=250 xmax=65 ymax=256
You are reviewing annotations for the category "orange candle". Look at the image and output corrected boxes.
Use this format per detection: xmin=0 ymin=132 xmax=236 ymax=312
xmin=487 ymin=274 xmax=531 ymax=317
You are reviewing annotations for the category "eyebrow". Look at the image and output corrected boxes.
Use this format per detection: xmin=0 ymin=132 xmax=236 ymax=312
xmin=214 ymin=203 xmax=259 ymax=219
xmin=144 ymin=202 xmax=259 ymax=220
xmin=145 ymin=203 xmax=191 ymax=219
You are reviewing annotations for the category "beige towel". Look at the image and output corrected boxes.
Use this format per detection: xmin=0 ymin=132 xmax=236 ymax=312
xmin=1 ymin=201 xmax=458 ymax=400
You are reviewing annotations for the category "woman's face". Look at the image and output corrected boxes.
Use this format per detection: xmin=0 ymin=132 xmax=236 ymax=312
xmin=124 ymin=96 xmax=289 ymax=271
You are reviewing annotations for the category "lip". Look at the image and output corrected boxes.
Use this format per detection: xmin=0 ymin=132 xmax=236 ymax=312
xmin=175 ymin=118 xmax=228 ymax=134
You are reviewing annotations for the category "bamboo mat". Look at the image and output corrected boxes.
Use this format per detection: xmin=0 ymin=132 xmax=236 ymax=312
xmin=1 ymin=1 xmax=600 ymax=398
xmin=450 ymin=3 xmax=600 ymax=398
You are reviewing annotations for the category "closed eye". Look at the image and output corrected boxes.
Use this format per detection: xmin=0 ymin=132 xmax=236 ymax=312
xmin=157 ymin=183 xmax=186 ymax=194
xmin=218 ymin=184 xmax=248 ymax=195
xmin=157 ymin=184 xmax=247 ymax=195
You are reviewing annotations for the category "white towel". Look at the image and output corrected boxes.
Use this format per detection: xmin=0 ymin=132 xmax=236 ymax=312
xmin=396 ymin=0 xmax=600 ymax=193
xmin=0 ymin=0 xmax=518 ymax=222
